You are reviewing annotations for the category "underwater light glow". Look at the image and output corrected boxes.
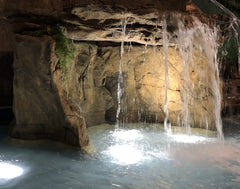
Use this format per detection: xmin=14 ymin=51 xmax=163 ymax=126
xmin=107 ymin=144 xmax=145 ymax=165
xmin=112 ymin=130 xmax=142 ymax=141
xmin=170 ymin=134 xmax=208 ymax=144
xmin=106 ymin=129 xmax=171 ymax=165
xmin=0 ymin=162 xmax=23 ymax=179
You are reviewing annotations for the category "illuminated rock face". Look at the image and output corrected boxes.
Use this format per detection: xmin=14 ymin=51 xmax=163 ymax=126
xmin=66 ymin=43 xmax=218 ymax=129
xmin=2 ymin=0 xmax=228 ymax=146
xmin=12 ymin=36 xmax=218 ymax=139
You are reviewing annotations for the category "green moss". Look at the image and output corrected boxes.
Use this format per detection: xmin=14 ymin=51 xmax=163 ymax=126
xmin=53 ymin=27 xmax=75 ymax=81
xmin=35 ymin=26 xmax=76 ymax=81
xmin=218 ymin=29 xmax=238 ymax=66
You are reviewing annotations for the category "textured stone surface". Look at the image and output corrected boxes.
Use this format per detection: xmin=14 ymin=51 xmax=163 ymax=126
xmin=3 ymin=0 xmax=186 ymax=16
xmin=68 ymin=7 xmax=180 ymax=46
xmin=1 ymin=1 xmax=186 ymax=46
xmin=0 ymin=0 xmax=187 ymax=146
xmin=63 ymin=42 xmax=218 ymax=129
xmin=0 ymin=0 xmax=233 ymax=146
xmin=10 ymin=35 xmax=89 ymax=147
xmin=0 ymin=22 xmax=13 ymax=51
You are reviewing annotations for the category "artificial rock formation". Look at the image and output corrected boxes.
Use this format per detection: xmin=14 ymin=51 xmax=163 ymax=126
xmin=65 ymin=41 xmax=219 ymax=129
xmin=0 ymin=0 xmax=187 ymax=147
xmin=11 ymin=35 xmax=89 ymax=146
xmin=0 ymin=0 xmax=231 ymax=146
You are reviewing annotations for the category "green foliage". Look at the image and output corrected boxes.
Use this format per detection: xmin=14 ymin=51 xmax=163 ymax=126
xmin=218 ymin=29 xmax=238 ymax=66
xmin=53 ymin=27 xmax=75 ymax=81
xmin=35 ymin=26 xmax=76 ymax=81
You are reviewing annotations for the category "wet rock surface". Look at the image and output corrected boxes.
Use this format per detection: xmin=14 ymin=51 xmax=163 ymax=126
xmin=64 ymin=42 xmax=219 ymax=129
xmin=0 ymin=0 xmax=187 ymax=146
xmin=0 ymin=0 xmax=235 ymax=146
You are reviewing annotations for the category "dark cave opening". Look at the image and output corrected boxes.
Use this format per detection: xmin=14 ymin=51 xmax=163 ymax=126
xmin=0 ymin=51 xmax=14 ymax=126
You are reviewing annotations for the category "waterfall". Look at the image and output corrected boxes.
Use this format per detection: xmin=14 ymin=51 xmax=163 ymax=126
xmin=113 ymin=13 xmax=224 ymax=139
xmin=177 ymin=15 xmax=224 ymax=140
xmin=162 ymin=16 xmax=171 ymax=133
xmin=177 ymin=17 xmax=194 ymax=132
xmin=194 ymin=18 xmax=223 ymax=140
xmin=195 ymin=19 xmax=224 ymax=140
xmin=116 ymin=18 xmax=128 ymax=128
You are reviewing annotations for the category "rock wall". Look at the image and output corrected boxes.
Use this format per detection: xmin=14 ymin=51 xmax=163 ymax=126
xmin=3 ymin=0 xmax=186 ymax=16
xmin=65 ymin=41 xmax=218 ymax=129
xmin=9 ymin=32 xmax=222 ymax=147
xmin=1 ymin=0 xmax=230 ymax=146
xmin=10 ymin=35 xmax=89 ymax=147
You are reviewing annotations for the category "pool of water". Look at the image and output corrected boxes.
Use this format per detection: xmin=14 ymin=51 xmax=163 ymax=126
xmin=0 ymin=123 xmax=240 ymax=189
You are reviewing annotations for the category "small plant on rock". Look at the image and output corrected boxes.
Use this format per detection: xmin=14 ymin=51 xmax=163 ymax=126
xmin=35 ymin=26 xmax=76 ymax=81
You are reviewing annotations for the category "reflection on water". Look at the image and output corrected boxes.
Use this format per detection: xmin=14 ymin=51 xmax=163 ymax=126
xmin=104 ymin=129 xmax=147 ymax=165
xmin=0 ymin=123 xmax=240 ymax=189
xmin=169 ymin=134 xmax=209 ymax=144
xmin=0 ymin=162 xmax=23 ymax=179
xmin=87 ymin=124 xmax=217 ymax=165
xmin=106 ymin=144 xmax=146 ymax=165
xmin=112 ymin=130 xmax=143 ymax=141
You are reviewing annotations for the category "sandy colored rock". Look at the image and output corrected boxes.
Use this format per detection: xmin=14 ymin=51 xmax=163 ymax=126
xmin=1 ymin=0 xmax=229 ymax=146
xmin=10 ymin=35 xmax=89 ymax=147
xmin=64 ymin=42 xmax=218 ymax=129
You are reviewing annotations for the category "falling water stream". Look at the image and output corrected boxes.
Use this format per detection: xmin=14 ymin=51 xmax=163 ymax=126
xmin=176 ymin=15 xmax=224 ymax=139
xmin=162 ymin=16 xmax=171 ymax=133
xmin=116 ymin=18 xmax=128 ymax=128
xmin=193 ymin=17 xmax=224 ymax=140
xmin=177 ymin=17 xmax=194 ymax=131
xmin=115 ymin=13 xmax=224 ymax=140
xmin=1 ymin=9 xmax=239 ymax=189
xmin=116 ymin=15 xmax=224 ymax=140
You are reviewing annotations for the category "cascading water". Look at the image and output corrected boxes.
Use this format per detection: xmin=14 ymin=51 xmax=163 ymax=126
xmin=3 ymin=4 xmax=240 ymax=189
xmin=113 ymin=12 xmax=224 ymax=139
xmin=193 ymin=17 xmax=224 ymax=140
xmin=176 ymin=15 xmax=224 ymax=139
xmin=177 ymin=17 xmax=194 ymax=132
xmin=116 ymin=18 xmax=128 ymax=128
xmin=162 ymin=16 xmax=171 ymax=133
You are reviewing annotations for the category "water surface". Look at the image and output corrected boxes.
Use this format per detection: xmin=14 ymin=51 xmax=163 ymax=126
xmin=0 ymin=123 xmax=240 ymax=189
